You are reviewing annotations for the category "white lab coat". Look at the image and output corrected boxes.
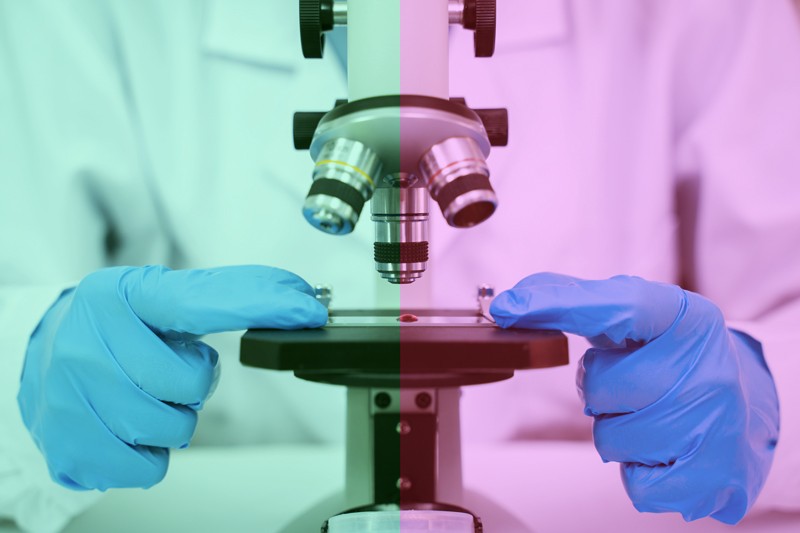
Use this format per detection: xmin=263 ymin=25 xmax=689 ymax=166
xmin=1 ymin=0 xmax=799 ymax=531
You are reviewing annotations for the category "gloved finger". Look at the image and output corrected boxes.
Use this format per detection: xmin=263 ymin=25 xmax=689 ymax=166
xmin=54 ymin=442 xmax=169 ymax=491
xmin=86 ymin=300 xmax=220 ymax=406
xmin=72 ymin=272 xmax=219 ymax=406
xmin=137 ymin=338 xmax=219 ymax=408
xmin=490 ymin=274 xmax=684 ymax=344
xmin=578 ymin=294 xmax=730 ymax=415
xmin=509 ymin=273 xmax=619 ymax=350
xmin=591 ymin=407 xmax=702 ymax=465
xmin=93 ymin=394 xmax=198 ymax=449
xmin=621 ymin=455 xmax=749 ymax=524
xmin=82 ymin=351 xmax=200 ymax=448
xmin=578 ymin=341 xmax=694 ymax=415
xmin=513 ymin=273 xmax=635 ymax=347
xmin=585 ymin=333 xmax=644 ymax=350
xmin=40 ymin=390 xmax=170 ymax=490
xmin=509 ymin=271 xmax=584 ymax=289
xmin=121 ymin=265 xmax=328 ymax=336
xmin=121 ymin=403 xmax=197 ymax=449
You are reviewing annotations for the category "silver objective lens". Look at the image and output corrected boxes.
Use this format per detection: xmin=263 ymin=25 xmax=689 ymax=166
xmin=419 ymin=136 xmax=497 ymax=228
xmin=371 ymin=180 xmax=429 ymax=284
xmin=302 ymin=137 xmax=382 ymax=235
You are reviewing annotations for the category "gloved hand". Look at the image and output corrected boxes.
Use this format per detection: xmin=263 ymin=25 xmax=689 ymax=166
xmin=490 ymin=273 xmax=779 ymax=524
xmin=18 ymin=265 xmax=327 ymax=491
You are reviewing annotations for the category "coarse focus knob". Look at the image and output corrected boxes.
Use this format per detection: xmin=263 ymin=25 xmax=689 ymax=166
xmin=463 ymin=0 xmax=496 ymax=57
xmin=300 ymin=0 xmax=334 ymax=58
xmin=450 ymin=99 xmax=509 ymax=147
xmin=474 ymin=108 xmax=508 ymax=146
xmin=293 ymin=112 xmax=326 ymax=149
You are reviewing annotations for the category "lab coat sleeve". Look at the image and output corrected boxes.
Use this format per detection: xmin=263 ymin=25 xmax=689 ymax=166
xmin=674 ymin=0 xmax=800 ymax=511
xmin=0 ymin=1 xmax=165 ymax=530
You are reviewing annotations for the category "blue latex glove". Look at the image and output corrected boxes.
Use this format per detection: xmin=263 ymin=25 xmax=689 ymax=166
xmin=18 ymin=265 xmax=327 ymax=491
xmin=491 ymin=273 xmax=779 ymax=524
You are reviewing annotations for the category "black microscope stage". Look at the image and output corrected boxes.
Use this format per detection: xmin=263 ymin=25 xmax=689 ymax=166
xmin=240 ymin=309 xmax=569 ymax=387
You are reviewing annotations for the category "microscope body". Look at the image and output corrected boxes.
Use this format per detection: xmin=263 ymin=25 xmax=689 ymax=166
xmin=239 ymin=2 xmax=567 ymax=531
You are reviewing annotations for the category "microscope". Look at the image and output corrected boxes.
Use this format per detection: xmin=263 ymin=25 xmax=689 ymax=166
xmin=240 ymin=1 xmax=569 ymax=531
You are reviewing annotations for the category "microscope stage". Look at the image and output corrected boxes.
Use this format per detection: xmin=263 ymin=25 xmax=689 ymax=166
xmin=240 ymin=309 xmax=569 ymax=387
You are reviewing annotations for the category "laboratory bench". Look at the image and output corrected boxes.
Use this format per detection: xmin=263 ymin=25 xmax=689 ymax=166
xmin=1 ymin=441 xmax=795 ymax=532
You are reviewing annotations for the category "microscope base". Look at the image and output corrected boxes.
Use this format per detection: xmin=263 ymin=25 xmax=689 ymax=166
xmin=274 ymin=488 xmax=534 ymax=533
xmin=324 ymin=508 xmax=479 ymax=533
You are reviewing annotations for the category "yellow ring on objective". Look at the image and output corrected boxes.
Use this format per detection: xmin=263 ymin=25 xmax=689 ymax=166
xmin=315 ymin=159 xmax=375 ymax=187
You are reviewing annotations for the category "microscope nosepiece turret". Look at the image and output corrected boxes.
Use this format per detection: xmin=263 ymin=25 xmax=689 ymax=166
xmin=293 ymin=0 xmax=506 ymax=284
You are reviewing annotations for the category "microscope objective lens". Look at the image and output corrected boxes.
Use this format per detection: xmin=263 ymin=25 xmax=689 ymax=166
xmin=419 ymin=136 xmax=497 ymax=228
xmin=303 ymin=137 xmax=382 ymax=235
xmin=371 ymin=181 xmax=430 ymax=284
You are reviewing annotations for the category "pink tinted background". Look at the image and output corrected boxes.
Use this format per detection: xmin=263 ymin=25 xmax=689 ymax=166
xmin=397 ymin=0 xmax=800 ymax=526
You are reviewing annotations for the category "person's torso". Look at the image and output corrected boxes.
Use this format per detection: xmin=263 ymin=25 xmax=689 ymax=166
xmin=29 ymin=0 xmax=693 ymax=444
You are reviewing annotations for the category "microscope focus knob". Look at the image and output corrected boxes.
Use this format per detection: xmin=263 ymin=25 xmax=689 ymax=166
xmin=474 ymin=108 xmax=509 ymax=147
xmin=293 ymin=112 xmax=326 ymax=150
xmin=300 ymin=0 xmax=334 ymax=58
xmin=463 ymin=0 xmax=496 ymax=57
